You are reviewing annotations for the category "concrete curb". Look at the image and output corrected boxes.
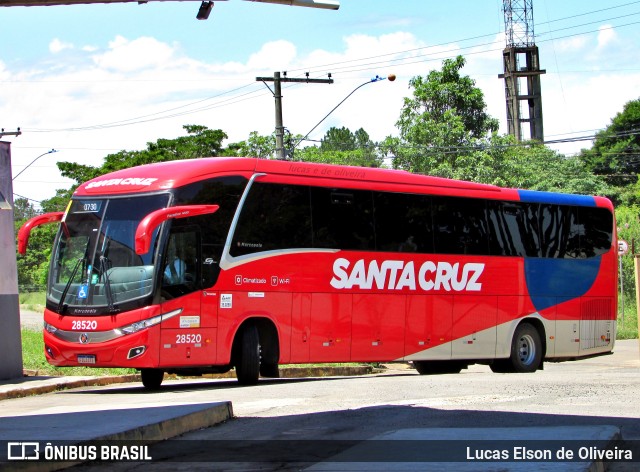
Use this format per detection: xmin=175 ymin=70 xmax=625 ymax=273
xmin=7 ymin=401 xmax=234 ymax=472
xmin=0 ymin=365 xmax=376 ymax=401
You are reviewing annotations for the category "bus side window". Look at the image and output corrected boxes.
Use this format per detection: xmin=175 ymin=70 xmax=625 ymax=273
xmin=432 ymin=196 xmax=490 ymax=255
xmin=580 ymin=207 xmax=613 ymax=258
xmin=373 ymin=192 xmax=434 ymax=254
xmin=487 ymin=202 xmax=540 ymax=257
xmin=230 ymin=182 xmax=312 ymax=257
xmin=540 ymin=205 xmax=582 ymax=259
xmin=162 ymin=228 xmax=199 ymax=299
xmin=311 ymin=187 xmax=375 ymax=251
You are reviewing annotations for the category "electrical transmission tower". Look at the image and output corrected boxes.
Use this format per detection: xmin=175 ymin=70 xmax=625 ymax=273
xmin=499 ymin=0 xmax=545 ymax=142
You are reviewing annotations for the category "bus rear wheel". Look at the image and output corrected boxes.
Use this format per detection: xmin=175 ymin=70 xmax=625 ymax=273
xmin=493 ymin=323 xmax=542 ymax=373
xmin=235 ymin=324 xmax=261 ymax=385
xmin=141 ymin=369 xmax=164 ymax=390
xmin=413 ymin=361 xmax=463 ymax=375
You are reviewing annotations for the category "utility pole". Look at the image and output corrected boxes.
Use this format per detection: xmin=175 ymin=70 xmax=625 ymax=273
xmin=0 ymin=128 xmax=21 ymax=139
xmin=0 ymin=141 xmax=22 ymax=380
xmin=257 ymin=72 xmax=333 ymax=159
xmin=498 ymin=0 xmax=545 ymax=142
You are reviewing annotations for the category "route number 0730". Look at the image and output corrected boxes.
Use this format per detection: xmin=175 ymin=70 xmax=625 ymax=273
xmin=175 ymin=333 xmax=202 ymax=344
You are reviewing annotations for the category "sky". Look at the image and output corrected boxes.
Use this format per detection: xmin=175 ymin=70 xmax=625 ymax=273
xmin=1 ymin=0 xmax=640 ymax=205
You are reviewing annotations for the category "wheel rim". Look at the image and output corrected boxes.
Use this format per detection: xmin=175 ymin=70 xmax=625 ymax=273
xmin=518 ymin=334 xmax=536 ymax=365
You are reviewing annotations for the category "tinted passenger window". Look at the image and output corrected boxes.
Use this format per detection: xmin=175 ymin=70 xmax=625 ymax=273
xmin=374 ymin=192 xmax=434 ymax=253
xmin=581 ymin=207 xmax=613 ymax=257
xmin=432 ymin=197 xmax=489 ymax=255
xmin=311 ymin=187 xmax=374 ymax=250
xmin=231 ymin=182 xmax=312 ymax=257
xmin=488 ymin=202 xmax=540 ymax=257
xmin=540 ymin=205 xmax=582 ymax=258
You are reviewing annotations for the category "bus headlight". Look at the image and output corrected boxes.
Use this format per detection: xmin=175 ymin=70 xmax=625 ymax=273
xmin=118 ymin=309 xmax=182 ymax=335
xmin=44 ymin=322 xmax=58 ymax=334
xmin=120 ymin=315 xmax=162 ymax=334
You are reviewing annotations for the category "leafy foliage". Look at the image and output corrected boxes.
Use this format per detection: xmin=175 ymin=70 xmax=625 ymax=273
xmin=56 ymin=125 xmax=228 ymax=189
xmin=224 ymin=131 xmax=275 ymax=158
xmin=295 ymin=126 xmax=382 ymax=167
xmin=392 ymin=55 xmax=499 ymax=174
xmin=581 ymin=98 xmax=640 ymax=204
xmin=14 ymin=198 xmax=56 ymax=288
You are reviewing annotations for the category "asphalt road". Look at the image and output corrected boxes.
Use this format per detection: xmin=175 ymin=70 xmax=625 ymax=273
xmin=48 ymin=339 xmax=637 ymax=471
xmin=16 ymin=308 xmax=640 ymax=470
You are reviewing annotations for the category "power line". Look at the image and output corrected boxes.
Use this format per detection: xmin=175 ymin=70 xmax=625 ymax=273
xmin=18 ymin=3 xmax=640 ymax=135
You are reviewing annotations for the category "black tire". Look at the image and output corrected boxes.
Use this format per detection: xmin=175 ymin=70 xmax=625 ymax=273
xmin=504 ymin=323 xmax=542 ymax=373
xmin=413 ymin=361 xmax=463 ymax=375
xmin=141 ymin=369 xmax=164 ymax=390
xmin=235 ymin=324 xmax=261 ymax=385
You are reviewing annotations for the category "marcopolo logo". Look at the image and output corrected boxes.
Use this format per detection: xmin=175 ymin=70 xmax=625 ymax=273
xmin=330 ymin=258 xmax=485 ymax=292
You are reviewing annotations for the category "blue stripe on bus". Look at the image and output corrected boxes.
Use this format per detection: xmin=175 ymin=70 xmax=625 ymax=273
xmin=517 ymin=190 xmax=597 ymax=207
xmin=524 ymin=257 xmax=601 ymax=312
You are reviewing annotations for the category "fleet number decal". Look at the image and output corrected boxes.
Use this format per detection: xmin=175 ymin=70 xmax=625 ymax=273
xmin=330 ymin=258 xmax=485 ymax=292
xmin=72 ymin=320 xmax=98 ymax=330
xmin=175 ymin=334 xmax=202 ymax=344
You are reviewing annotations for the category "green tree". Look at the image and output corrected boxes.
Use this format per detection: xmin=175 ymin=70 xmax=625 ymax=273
xmin=13 ymin=198 xmax=55 ymax=288
xmin=296 ymin=126 xmax=382 ymax=167
xmin=392 ymin=55 xmax=499 ymax=174
xmin=224 ymin=131 xmax=275 ymax=158
xmin=320 ymin=127 xmax=358 ymax=151
xmin=57 ymin=125 xmax=228 ymax=187
xmin=581 ymin=98 xmax=640 ymax=203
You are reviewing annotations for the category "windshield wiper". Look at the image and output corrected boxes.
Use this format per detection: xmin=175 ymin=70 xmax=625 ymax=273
xmin=100 ymin=255 xmax=119 ymax=313
xmin=57 ymin=258 xmax=84 ymax=315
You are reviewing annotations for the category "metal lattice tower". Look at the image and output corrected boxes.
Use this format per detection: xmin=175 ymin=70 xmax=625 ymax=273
xmin=499 ymin=0 xmax=545 ymax=142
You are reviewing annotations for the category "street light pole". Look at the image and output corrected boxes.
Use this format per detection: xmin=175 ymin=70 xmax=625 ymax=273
xmin=257 ymin=72 xmax=334 ymax=160
xmin=292 ymin=74 xmax=396 ymax=154
xmin=12 ymin=149 xmax=58 ymax=182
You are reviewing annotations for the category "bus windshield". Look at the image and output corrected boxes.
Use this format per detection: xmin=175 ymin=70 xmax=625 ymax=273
xmin=48 ymin=194 xmax=170 ymax=314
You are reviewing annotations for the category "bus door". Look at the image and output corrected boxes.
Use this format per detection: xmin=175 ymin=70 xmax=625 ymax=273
xmin=159 ymin=227 xmax=218 ymax=366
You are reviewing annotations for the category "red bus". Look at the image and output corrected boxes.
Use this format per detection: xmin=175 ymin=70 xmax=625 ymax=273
xmin=19 ymin=157 xmax=617 ymax=389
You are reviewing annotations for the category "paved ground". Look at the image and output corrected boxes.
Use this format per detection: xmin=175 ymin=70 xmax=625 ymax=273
xmin=8 ymin=308 xmax=640 ymax=471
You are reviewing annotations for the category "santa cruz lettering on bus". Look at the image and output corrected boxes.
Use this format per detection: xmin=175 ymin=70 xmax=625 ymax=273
xmin=330 ymin=258 xmax=485 ymax=292
xmin=86 ymin=177 xmax=158 ymax=189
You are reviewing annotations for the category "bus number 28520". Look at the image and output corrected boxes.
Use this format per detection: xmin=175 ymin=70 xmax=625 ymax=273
xmin=176 ymin=334 xmax=202 ymax=344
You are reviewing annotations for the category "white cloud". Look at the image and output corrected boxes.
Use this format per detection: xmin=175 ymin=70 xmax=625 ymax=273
xmin=49 ymin=38 xmax=74 ymax=54
xmin=596 ymin=25 xmax=618 ymax=50
xmin=92 ymin=35 xmax=179 ymax=72
xmin=246 ymin=40 xmax=297 ymax=71
xmin=553 ymin=35 xmax=589 ymax=53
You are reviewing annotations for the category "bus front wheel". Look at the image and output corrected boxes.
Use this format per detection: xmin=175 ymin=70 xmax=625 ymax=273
xmin=141 ymin=368 xmax=164 ymax=390
xmin=235 ymin=324 xmax=261 ymax=385
xmin=493 ymin=323 xmax=542 ymax=373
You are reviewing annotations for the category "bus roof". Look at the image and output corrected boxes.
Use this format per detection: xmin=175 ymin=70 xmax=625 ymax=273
xmin=73 ymin=157 xmax=610 ymax=208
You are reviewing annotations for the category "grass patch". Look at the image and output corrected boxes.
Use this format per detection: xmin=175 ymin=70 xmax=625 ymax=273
xmin=19 ymin=291 xmax=46 ymax=313
xmin=21 ymin=329 xmax=136 ymax=377
xmin=617 ymin=295 xmax=639 ymax=340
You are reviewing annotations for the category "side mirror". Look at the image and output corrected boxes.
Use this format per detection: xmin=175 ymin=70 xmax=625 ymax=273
xmin=18 ymin=212 xmax=65 ymax=255
xmin=135 ymin=205 xmax=219 ymax=255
